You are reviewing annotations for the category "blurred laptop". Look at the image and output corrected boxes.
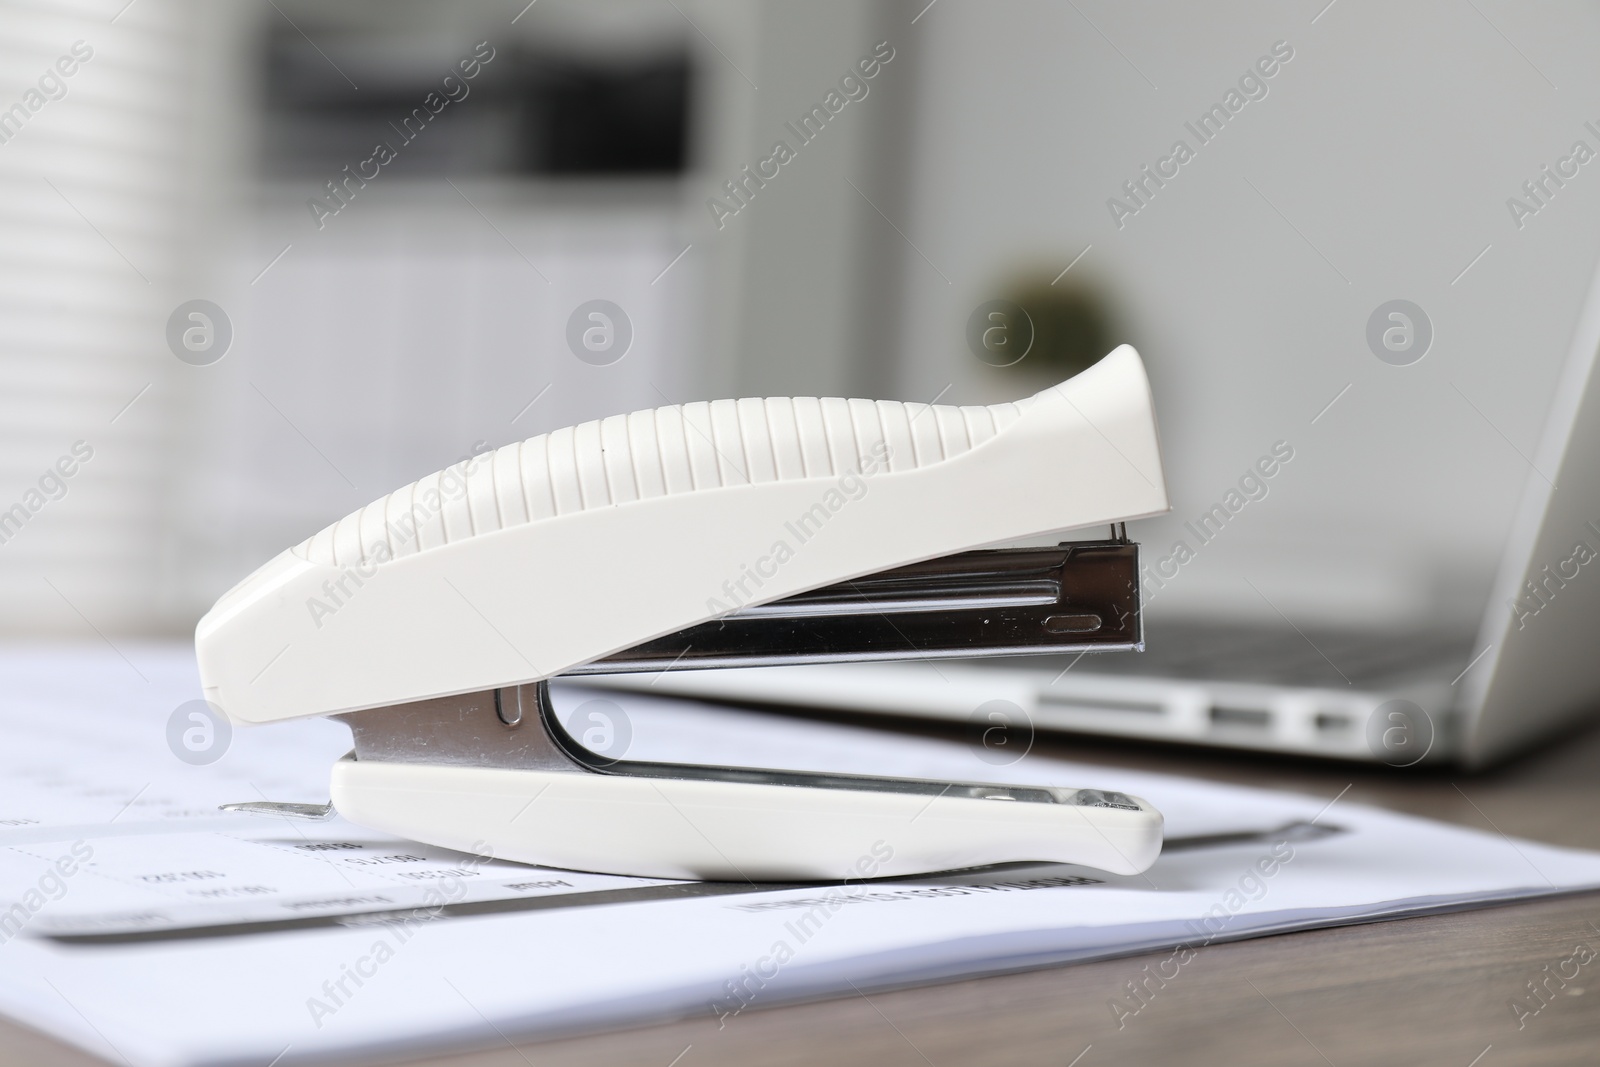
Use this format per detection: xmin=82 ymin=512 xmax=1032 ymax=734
xmin=586 ymin=266 xmax=1600 ymax=769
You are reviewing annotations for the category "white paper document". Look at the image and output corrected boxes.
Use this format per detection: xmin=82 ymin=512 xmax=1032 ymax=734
xmin=2 ymin=645 xmax=1599 ymax=1067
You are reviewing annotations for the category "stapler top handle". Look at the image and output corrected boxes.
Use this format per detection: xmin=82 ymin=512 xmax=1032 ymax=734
xmin=197 ymin=345 xmax=1167 ymax=724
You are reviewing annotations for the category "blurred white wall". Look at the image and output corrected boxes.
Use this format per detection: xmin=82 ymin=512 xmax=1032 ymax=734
xmin=890 ymin=0 xmax=1600 ymax=630
xmin=8 ymin=0 xmax=1596 ymax=642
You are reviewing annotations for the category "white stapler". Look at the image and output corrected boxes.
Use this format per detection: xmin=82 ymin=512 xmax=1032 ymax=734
xmin=199 ymin=345 xmax=1170 ymax=881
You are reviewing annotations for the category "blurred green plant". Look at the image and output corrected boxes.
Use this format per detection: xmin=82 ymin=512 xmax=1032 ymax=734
xmin=978 ymin=275 xmax=1116 ymax=379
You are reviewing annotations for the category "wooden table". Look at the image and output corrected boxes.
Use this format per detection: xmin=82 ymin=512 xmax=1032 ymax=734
xmin=9 ymin=712 xmax=1600 ymax=1066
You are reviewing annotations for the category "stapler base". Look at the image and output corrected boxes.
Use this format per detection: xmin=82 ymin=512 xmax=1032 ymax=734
xmin=327 ymin=682 xmax=1163 ymax=881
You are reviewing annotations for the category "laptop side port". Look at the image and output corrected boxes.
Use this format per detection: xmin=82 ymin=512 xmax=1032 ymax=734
xmin=1208 ymin=705 xmax=1272 ymax=729
xmin=1314 ymin=712 xmax=1354 ymax=733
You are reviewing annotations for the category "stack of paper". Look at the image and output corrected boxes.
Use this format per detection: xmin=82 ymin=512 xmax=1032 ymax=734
xmin=1 ymin=645 xmax=1597 ymax=1067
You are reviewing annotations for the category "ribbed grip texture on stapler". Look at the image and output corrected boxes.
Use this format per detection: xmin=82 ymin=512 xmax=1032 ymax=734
xmin=293 ymin=396 xmax=1029 ymax=570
